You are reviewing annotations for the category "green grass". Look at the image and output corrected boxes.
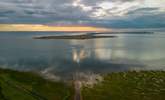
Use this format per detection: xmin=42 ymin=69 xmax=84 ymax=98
xmin=82 ymin=71 xmax=165 ymax=100
xmin=1 ymin=68 xmax=165 ymax=100
xmin=0 ymin=68 xmax=74 ymax=100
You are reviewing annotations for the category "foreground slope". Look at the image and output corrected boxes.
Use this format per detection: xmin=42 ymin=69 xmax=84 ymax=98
xmin=82 ymin=71 xmax=165 ymax=100
xmin=0 ymin=69 xmax=74 ymax=100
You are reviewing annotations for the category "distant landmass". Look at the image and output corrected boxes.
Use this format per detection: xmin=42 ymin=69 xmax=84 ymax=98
xmin=33 ymin=34 xmax=117 ymax=40
xmin=33 ymin=31 xmax=153 ymax=40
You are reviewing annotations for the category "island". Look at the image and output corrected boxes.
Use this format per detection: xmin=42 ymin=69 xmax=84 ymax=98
xmin=33 ymin=31 xmax=154 ymax=40
xmin=33 ymin=34 xmax=117 ymax=40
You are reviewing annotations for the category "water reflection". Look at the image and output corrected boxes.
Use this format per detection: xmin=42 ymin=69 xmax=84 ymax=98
xmin=0 ymin=32 xmax=165 ymax=80
xmin=72 ymin=48 xmax=89 ymax=63
xmin=94 ymin=49 xmax=112 ymax=60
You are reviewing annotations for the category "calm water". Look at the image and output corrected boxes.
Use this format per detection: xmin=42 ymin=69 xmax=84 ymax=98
xmin=0 ymin=32 xmax=165 ymax=80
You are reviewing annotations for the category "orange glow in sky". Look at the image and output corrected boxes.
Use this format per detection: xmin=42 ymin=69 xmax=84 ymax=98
xmin=0 ymin=24 xmax=110 ymax=32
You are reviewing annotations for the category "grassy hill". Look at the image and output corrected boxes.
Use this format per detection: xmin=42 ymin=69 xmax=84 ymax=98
xmin=1 ymin=68 xmax=165 ymax=100
xmin=82 ymin=71 xmax=165 ymax=100
xmin=0 ymin=69 xmax=74 ymax=100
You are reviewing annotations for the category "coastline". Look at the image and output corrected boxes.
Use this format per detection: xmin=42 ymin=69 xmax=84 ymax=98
xmin=1 ymin=68 xmax=165 ymax=100
xmin=82 ymin=71 xmax=165 ymax=100
xmin=0 ymin=68 xmax=74 ymax=100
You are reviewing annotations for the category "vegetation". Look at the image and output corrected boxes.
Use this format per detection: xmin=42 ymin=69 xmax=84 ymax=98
xmin=1 ymin=68 xmax=165 ymax=100
xmin=0 ymin=68 xmax=74 ymax=100
xmin=82 ymin=71 xmax=165 ymax=100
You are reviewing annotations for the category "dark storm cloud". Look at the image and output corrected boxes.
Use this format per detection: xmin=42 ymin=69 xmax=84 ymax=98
xmin=126 ymin=7 xmax=160 ymax=15
xmin=0 ymin=0 xmax=91 ymax=23
xmin=0 ymin=0 xmax=165 ymax=28
xmin=90 ymin=13 xmax=165 ymax=28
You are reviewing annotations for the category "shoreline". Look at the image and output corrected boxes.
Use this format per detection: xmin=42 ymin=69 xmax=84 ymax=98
xmin=0 ymin=68 xmax=165 ymax=100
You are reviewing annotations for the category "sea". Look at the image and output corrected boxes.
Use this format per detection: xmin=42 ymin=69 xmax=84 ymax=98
xmin=0 ymin=31 xmax=165 ymax=80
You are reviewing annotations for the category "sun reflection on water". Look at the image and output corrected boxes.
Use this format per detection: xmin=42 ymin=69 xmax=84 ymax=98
xmin=72 ymin=48 xmax=89 ymax=63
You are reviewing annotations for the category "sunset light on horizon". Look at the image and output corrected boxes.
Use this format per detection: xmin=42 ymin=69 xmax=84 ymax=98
xmin=0 ymin=0 xmax=165 ymax=100
xmin=0 ymin=24 xmax=110 ymax=32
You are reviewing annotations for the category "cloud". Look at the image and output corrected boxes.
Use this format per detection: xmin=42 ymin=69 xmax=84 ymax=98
xmin=0 ymin=0 xmax=165 ymax=28
xmin=126 ymin=7 xmax=160 ymax=15
xmin=0 ymin=0 xmax=89 ymax=23
xmin=94 ymin=13 xmax=165 ymax=28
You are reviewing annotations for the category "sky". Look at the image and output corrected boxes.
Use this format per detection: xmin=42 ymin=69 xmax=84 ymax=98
xmin=0 ymin=0 xmax=165 ymax=28
xmin=0 ymin=24 xmax=108 ymax=31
